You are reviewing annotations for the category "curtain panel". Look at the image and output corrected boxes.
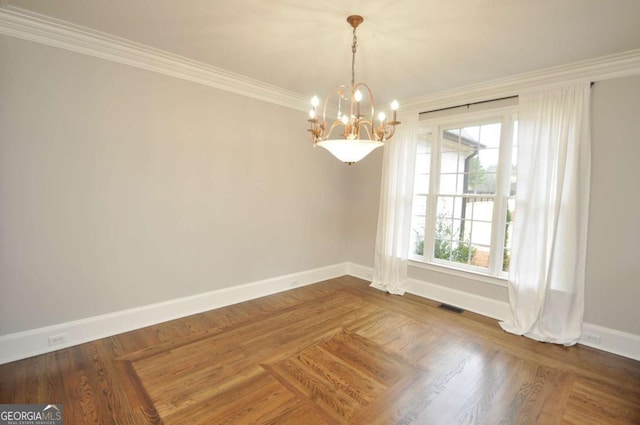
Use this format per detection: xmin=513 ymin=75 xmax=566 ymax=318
xmin=500 ymin=82 xmax=591 ymax=345
xmin=371 ymin=112 xmax=419 ymax=295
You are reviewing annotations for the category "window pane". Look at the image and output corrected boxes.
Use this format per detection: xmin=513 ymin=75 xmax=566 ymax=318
xmin=446 ymin=128 xmax=460 ymax=137
xmin=500 ymin=199 xmax=515 ymax=273
xmin=434 ymin=197 xmax=455 ymax=262
xmin=504 ymin=223 xmax=513 ymax=249
xmin=412 ymin=195 xmax=426 ymax=217
xmin=435 ymin=214 xmax=454 ymax=241
xmin=451 ymin=219 xmax=463 ymax=240
xmin=466 ymin=171 xmax=497 ymax=194
xmin=502 ymin=249 xmax=511 ymax=272
xmin=510 ymin=121 xmax=519 ymax=194
xmin=410 ymin=193 xmax=427 ymax=256
xmin=470 ymin=221 xmax=492 ymax=246
xmin=509 ymin=172 xmax=517 ymax=196
xmin=470 ymin=198 xmax=494 ymax=223
xmin=440 ymin=150 xmax=460 ymax=174
xmin=415 ymin=154 xmax=431 ymax=174
xmin=477 ymin=148 xmax=500 ymax=171
xmin=471 ymin=244 xmax=490 ymax=268
xmin=414 ymin=174 xmax=430 ymax=194
xmin=434 ymin=239 xmax=452 ymax=261
xmin=479 ymin=123 xmax=501 ymax=148
xmin=410 ymin=216 xmax=425 ymax=256
xmin=504 ymin=204 xmax=515 ymax=250
xmin=460 ymin=126 xmax=480 ymax=146
xmin=436 ymin=196 xmax=455 ymax=219
xmin=439 ymin=174 xmax=459 ymax=194
xmin=443 ymin=129 xmax=462 ymax=148
xmin=440 ymin=137 xmax=460 ymax=153
xmin=450 ymin=240 xmax=473 ymax=264
xmin=417 ymin=140 xmax=431 ymax=154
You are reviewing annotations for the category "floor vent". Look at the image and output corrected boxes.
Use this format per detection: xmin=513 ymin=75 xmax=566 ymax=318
xmin=438 ymin=303 xmax=464 ymax=314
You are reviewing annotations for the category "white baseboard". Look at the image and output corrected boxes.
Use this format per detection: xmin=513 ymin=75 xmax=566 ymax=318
xmin=404 ymin=277 xmax=511 ymax=321
xmin=579 ymin=323 xmax=640 ymax=361
xmin=346 ymin=262 xmax=511 ymax=321
xmin=345 ymin=262 xmax=373 ymax=281
xmin=347 ymin=263 xmax=640 ymax=361
xmin=2 ymin=262 xmax=638 ymax=364
xmin=0 ymin=263 xmax=349 ymax=365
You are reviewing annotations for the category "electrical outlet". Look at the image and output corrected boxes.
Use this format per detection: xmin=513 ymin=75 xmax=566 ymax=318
xmin=48 ymin=333 xmax=67 ymax=346
xmin=583 ymin=333 xmax=601 ymax=345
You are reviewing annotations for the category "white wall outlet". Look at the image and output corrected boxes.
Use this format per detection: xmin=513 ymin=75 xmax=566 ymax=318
xmin=583 ymin=333 xmax=602 ymax=345
xmin=48 ymin=333 xmax=67 ymax=346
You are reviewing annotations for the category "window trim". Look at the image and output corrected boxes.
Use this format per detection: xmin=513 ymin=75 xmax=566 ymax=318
xmin=410 ymin=105 xmax=518 ymax=278
xmin=409 ymin=260 xmax=508 ymax=288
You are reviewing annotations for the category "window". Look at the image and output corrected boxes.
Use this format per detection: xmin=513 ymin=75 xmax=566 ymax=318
xmin=409 ymin=107 xmax=518 ymax=278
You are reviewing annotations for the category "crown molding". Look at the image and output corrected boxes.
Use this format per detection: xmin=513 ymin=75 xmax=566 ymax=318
xmin=2 ymin=4 xmax=639 ymax=115
xmin=402 ymin=49 xmax=640 ymax=113
xmin=0 ymin=4 xmax=309 ymax=112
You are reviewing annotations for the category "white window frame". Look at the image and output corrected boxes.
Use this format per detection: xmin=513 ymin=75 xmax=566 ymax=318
xmin=410 ymin=106 xmax=517 ymax=281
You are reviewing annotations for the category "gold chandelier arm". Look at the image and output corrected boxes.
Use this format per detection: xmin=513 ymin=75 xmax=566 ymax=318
xmin=358 ymin=121 xmax=375 ymax=141
xmin=383 ymin=125 xmax=396 ymax=141
xmin=321 ymin=84 xmax=349 ymax=123
xmin=353 ymin=82 xmax=375 ymax=118
xmin=326 ymin=118 xmax=350 ymax=139
xmin=307 ymin=14 xmax=401 ymax=163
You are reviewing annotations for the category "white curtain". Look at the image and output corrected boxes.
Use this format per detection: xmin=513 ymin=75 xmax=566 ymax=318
xmin=371 ymin=112 xmax=419 ymax=295
xmin=500 ymin=82 xmax=591 ymax=345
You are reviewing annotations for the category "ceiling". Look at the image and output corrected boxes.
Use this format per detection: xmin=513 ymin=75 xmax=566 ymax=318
xmin=5 ymin=0 xmax=640 ymax=103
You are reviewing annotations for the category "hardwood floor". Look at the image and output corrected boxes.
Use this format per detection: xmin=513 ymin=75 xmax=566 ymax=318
xmin=1 ymin=276 xmax=639 ymax=424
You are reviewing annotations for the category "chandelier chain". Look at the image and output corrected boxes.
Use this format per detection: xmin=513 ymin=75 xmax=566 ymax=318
xmin=351 ymin=26 xmax=358 ymax=86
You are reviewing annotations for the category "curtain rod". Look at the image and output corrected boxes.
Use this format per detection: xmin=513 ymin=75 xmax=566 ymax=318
xmin=420 ymin=82 xmax=595 ymax=115
xmin=419 ymin=95 xmax=518 ymax=115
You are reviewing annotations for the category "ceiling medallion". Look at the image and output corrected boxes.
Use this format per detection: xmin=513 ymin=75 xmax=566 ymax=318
xmin=307 ymin=15 xmax=400 ymax=164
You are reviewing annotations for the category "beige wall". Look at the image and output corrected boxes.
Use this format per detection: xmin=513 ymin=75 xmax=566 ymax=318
xmin=0 ymin=35 xmax=352 ymax=334
xmin=344 ymin=149 xmax=383 ymax=268
xmin=2 ymin=33 xmax=638 ymax=339
xmin=586 ymin=74 xmax=640 ymax=335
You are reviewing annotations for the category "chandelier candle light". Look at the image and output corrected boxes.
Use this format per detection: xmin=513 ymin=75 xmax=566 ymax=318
xmin=308 ymin=15 xmax=400 ymax=164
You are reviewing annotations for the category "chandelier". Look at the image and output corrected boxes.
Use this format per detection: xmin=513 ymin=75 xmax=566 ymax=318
xmin=307 ymin=15 xmax=400 ymax=165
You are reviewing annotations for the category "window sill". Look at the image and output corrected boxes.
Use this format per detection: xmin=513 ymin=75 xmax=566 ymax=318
xmin=408 ymin=260 xmax=508 ymax=288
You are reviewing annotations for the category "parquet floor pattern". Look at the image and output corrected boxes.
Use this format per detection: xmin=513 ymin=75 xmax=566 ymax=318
xmin=1 ymin=276 xmax=639 ymax=424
